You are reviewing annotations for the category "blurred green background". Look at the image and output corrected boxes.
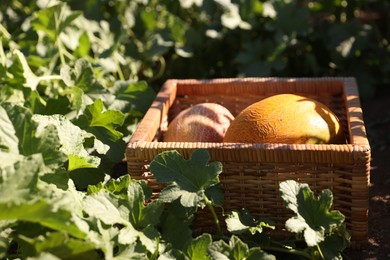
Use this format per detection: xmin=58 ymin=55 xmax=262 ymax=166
xmin=1 ymin=0 xmax=389 ymax=99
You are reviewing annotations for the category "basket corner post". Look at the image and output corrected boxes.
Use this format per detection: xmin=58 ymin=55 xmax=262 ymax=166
xmin=349 ymin=147 xmax=371 ymax=249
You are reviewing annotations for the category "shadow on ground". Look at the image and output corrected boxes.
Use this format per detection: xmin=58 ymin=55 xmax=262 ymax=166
xmin=345 ymin=88 xmax=390 ymax=260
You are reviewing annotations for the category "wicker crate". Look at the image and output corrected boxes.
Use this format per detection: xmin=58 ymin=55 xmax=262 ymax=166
xmin=126 ymin=77 xmax=370 ymax=248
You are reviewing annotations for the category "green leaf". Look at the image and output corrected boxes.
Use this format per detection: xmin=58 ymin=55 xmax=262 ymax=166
xmin=40 ymin=168 xmax=70 ymax=190
xmin=185 ymin=234 xmax=212 ymax=260
xmin=20 ymin=252 xmax=61 ymax=260
xmin=107 ymin=80 xmax=155 ymax=114
xmin=58 ymin=11 xmax=82 ymax=36
xmin=24 ymin=90 xmax=46 ymax=114
xmin=91 ymin=220 xmax=120 ymax=259
xmin=207 ymin=239 xmax=230 ymax=260
xmin=280 ymin=180 xmax=345 ymax=247
xmin=0 ymin=230 xmax=9 ymax=259
xmin=225 ymin=208 xmax=275 ymax=235
xmin=0 ymin=155 xmax=87 ymax=239
xmin=118 ymin=225 xmax=160 ymax=254
xmin=144 ymin=34 xmax=174 ymax=60
xmin=68 ymin=154 xmax=99 ymax=172
xmin=246 ymin=247 xmax=276 ymax=260
xmin=158 ymin=249 xmax=187 ymax=260
xmin=318 ymin=225 xmax=350 ymax=260
xmin=83 ymin=181 xmax=162 ymax=254
xmin=127 ymin=181 xmax=164 ymax=229
xmin=0 ymin=82 xmax=24 ymax=105
xmin=32 ymin=4 xmax=61 ymax=40
xmin=279 ymin=180 xmax=308 ymax=214
xmin=72 ymin=97 xmax=127 ymax=170
xmin=0 ymin=154 xmax=41 ymax=204
xmin=32 ymin=114 xmax=99 ymax=170
xmin=114 ymin=242 xmax=150 ymax=259
xmin=160 ymin=199 xmax=194 ymax=250
xmin=69 ymin=168 xmax=106 ymax=191
xmin=13 ymin=50 xmax=40 ymax=90
xmin=83 ymin=190 xmax=129 ymax=226
xmin=0 ymin=199 xmax=87 ymax=239
xmin=60 ymin=59 xmax=97 ymax=92
xmin=1 ymin=153 xmax=74 ymax=210
xmin=75 ymin=32 xmax=91 ymax=57
xmin=32 ymin=4 xmax=81 ymax=40
xmin=0 ymin=105 xmax=19 ymax=154
xmin=0 ymin=54 xmax=24 ymax=89
xmin=75 ymin=99 xmax=125 ymax=142
xmin=86 ymin=99 xmax=125 ymax=140
xmin=84 ymin=181 xmax=163 ymax=230
xmin=1 ymin=103 xmax=36 ymax=154
xmin=16 ymin=231 xmax=98 ymax=259
xmin=208 ymin=235 xmax=275 ymax=260
xmin=204 ymin=183 xmax=224 ymax=207
xmin=1 ymin=103 xmax=99 ymax=170
xmin=41 ymin=95 xmax=72 ymax=116
xmin=150 ymin=149 xmax=223 ymax=208
xmin=87 ymin=175 xmax=131 ymax=197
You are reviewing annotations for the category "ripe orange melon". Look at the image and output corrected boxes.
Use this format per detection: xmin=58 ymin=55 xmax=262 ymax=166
xmin=164 ymin=103 xmax=234 ymax=142
xmin=223 ymin=94 xmax=346 ymax=144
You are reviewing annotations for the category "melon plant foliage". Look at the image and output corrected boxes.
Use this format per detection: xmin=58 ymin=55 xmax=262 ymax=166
xmin=1 ymin=147 xmax=350 ymax=259
xmin=0 ymin=0 xmax=375 ymax=258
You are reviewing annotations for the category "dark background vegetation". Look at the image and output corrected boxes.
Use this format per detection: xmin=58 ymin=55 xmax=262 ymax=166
xmin=1 ymin=0 xmax=389 ymax=259
xmin=3 ymin=0 xmax=389 ymax=98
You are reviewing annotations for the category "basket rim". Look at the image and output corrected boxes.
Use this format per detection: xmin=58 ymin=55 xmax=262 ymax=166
xmin=128 ymin=140 xmax=369 ymax=150
xmin=128 ymin=77 xmax=370 ymax=149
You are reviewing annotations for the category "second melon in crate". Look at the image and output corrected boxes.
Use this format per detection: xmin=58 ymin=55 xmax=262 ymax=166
xmin=223 ymin=94 xmax=346 ymax=144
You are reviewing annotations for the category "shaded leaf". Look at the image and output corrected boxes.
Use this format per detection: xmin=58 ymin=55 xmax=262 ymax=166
xmin=17 ymin=231 xmax=97 ymax=259
xmin=127 ymin=181 xmax=164 ymax=229
xmin=208 ymin=235 xmax=275 ymax=260
xmin=280 ymin=180 xmax=345 ymax=247
xmin=150 ymin=149 xmax=222 ymax=208
xmin=0 ymin=199 xmax=86 ymax=239
xmin=225 ymin=208 xmax=274 ymax=235
xmin=160 ymin=199 xmax=194 ymax=250
xmin=319 ymin=225 xmax=350 ymax=260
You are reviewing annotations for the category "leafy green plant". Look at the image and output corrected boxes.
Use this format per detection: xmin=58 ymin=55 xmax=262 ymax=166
xmin=0 ymin=148 xmax=350 ymax=259
xmin=2 ymin=0 xmax=389 ymax=99
xmin=150 ymin=149 xmax=350 ymax=259
xmin=0 ymin=48 xmax=154 ymax=188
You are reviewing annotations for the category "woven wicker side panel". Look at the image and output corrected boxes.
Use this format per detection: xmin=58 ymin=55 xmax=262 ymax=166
xmin=173 ymin=78 xmax=345 ymax=97
xmin=127 ymin=152 xmax=368 ymax=248
xmin=202 ymin=159 xmax=367 ymax=248
xmin=215 ymin=162 xmax=353 ymax=224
